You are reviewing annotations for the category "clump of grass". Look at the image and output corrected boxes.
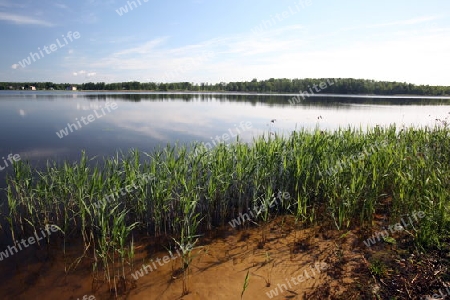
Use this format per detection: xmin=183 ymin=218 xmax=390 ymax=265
xmin=369 ymin=259 xmax=388 ymax=277
xmin=382 ymin=236 xmax=396 ymax=245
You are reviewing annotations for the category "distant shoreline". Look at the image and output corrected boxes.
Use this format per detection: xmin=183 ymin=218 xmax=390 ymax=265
xmin=2 ymin=78 xmax=450 ymax=98
xmin=3 ymin=90 xmax=450 ymax=99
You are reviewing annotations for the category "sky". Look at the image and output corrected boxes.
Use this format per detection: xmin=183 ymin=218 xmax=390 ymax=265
xmin=1 ymin=0 xmax=450 ymax=85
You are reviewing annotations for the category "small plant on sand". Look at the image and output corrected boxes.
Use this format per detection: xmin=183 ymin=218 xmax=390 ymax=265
xmin=241 ymin=270 xmax=250 ymax=299
xmin=369 ymin=259 xmax=388 ymax=277
xmin=263 ymin=251 xmax=274 ymax=287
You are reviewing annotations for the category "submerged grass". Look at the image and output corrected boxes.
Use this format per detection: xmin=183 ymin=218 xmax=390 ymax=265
xmin=3 ymin=125 xmax=450 ymax=294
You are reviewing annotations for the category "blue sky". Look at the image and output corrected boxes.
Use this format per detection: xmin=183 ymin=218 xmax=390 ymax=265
xmin=1 ymin=0 xmax=450 ymax=85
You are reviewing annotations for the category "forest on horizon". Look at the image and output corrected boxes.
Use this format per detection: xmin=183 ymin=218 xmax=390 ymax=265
xmin=1 ymin=78 xmax=450 ymax=96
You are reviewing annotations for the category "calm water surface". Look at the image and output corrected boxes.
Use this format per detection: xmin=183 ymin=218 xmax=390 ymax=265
xmin=1 ymin=91 xmax=450 ymax=186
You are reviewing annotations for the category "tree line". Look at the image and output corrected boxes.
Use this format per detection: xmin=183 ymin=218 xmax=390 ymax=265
xmin=1 ymin=78 xmax=449 ymax=96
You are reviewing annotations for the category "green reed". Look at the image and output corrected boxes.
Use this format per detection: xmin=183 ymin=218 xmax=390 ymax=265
xmin=3 ymin=125 xmax=450 ymax=295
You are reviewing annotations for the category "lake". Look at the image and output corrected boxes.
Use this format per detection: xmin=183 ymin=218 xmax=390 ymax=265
xmin=1 ymin=91 xmax=450 ymax=186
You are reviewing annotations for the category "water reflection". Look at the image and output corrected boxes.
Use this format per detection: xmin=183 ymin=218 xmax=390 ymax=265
xmin=80 ymin=93 xmax=450 ymax=106
xmin=0 ymin=91 xmax=449 ymax=187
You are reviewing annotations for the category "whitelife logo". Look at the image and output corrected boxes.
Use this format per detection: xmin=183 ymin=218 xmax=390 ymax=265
xmin=288 ymin=79 xmax=336 ymax=105
xmin=193 ymin=121 xmax=253 ymax=156
xmin=0 ymin=225 xmax=60 ymax=261
xmin=115 ymin=0 xmax=149 ymax=16
xmin=0 ymin=153 xmax=21 ymax=172
xmin=13 ymin=31 xmax=80 ymax=69
xmin=77 ymin=295 xmax=95 ymax=300
xmin=363 ymin=211 xmax=425 ymax=247
xmin=56 ymin=102 xmax=118 ymax=139
xmin=251 ymin=0 xmax=312 ymax=35
xmin=131 ymin=243 xmax=194 ymax=280
xmin=228 ymin=192 xmax=291 ymax=228
xmin=92 ymin=173 xmax=156 ymax=209
xmin=266 ymin=262 xmax=328 ymax=298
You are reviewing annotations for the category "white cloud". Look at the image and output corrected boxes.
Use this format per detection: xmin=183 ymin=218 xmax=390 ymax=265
xmin=0 ymin=12 xmax=54 ymax=26
xmin=56 ymin=16 xmax=450 ymax=85
xmin=113 ymin=37 xmax=169 ymax=56
xmin=368 ymin=16 xmax=440 ymax=28
xmin=79 ymin=12 xmax=99 ymax=24
xmin=73 ymin=70 xmax=86 ymax=76
xmin=73 ymin=70 xmax=96 ymax=78
xmin=54 ymin=3 xmax=68 ymax=9
xmin=11 ymin=64 xmax=20 ymax=69
xmin=82 ymin=25 xmax=305 ymax=83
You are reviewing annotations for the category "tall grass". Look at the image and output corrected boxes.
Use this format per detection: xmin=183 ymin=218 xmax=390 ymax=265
xmin=3 ymin=125 xmax=450 ymax=294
